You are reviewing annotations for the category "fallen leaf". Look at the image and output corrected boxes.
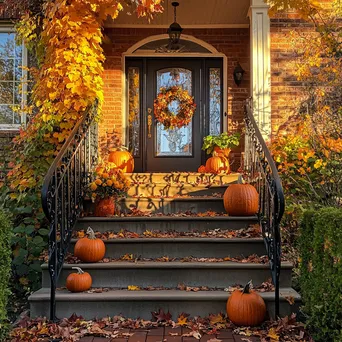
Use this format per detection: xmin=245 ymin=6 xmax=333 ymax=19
xmin=267 ymin=327 xmax=280 ymax=341
xmin=128 ymin=285 xmax=141 ymax=291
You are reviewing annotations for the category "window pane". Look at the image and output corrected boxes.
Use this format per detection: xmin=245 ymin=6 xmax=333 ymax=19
xmin=0 ymin=33 xmax=15 ymax=58
xmin=156 ymin=68 xmax=193 ymax=157
xmin=0 ymin=105 xmax=14 ymax=124
xmin=0 ymin=59 xmax=14 ymax=80
xmin=15 ymin=59 xmax=22 ymax=81
xmin=209 ymin=68 xmax=221 ymax=135
xmin=0 ymin=82 xmax=14 ymax=104
xmin=127 ymin=67 xmax=140 ymax=157
xmin=15 ymin=82 xmax=22 ymax=104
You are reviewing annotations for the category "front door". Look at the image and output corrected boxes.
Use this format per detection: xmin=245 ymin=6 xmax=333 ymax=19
xmin=126 ymin=57 xmax=223 ymax=172
xmin=146 ymin=59 xmax=201 ymax=172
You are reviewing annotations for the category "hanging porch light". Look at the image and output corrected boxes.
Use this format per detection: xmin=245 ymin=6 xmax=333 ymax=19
xmin=167 ymin=1 xmax=183 ymax=49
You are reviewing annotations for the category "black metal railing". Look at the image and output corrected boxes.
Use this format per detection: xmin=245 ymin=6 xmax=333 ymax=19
xmin=243 ymin=99 xmax=285 ymax=317
xmin=41 ymin=102 xmax=98 ymax=321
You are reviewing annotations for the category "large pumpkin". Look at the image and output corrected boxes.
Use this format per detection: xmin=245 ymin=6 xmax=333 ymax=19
xmin=223 ymin=184 xmax=259 ymax=216
xmin=66 ymin=267 xmax=92 ymax=293
xmin=74 ymin=227 xmax=106 ymax=262
xmin=226 ymin=280 xmax=266 ymax=326
xmin=205 ymin=155 xmax=230 ymax=174
xmin=108 ymin=150 xmax=134 ymax=173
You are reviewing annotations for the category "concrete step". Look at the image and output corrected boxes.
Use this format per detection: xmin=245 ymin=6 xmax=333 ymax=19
xmin=29 ymin=287 xmax=301 ymax=319
xmin=41 ymin=261 xmax=293 ymax=288
xmin=69 ymin=238 xmax=266 ymax=259
xmin=127 ymin=184 xmax=228 ymax=197
xmin=76 ymin=216 xmax=259 ymax=233
xmin=125 ymin=172 xmax=241 ymax=185
xmin=118 ymin=197 xmax=225 ymax=214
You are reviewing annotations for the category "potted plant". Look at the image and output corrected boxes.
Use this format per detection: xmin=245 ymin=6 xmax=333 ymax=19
xmin=89 ymin=163 xmax=130 ymax=216
xmin=202 ymin=132 xmax=241 ymax=157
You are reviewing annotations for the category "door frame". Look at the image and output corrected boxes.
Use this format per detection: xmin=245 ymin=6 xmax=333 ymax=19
xmin=122 ymin=34 xmax=228 ymax=145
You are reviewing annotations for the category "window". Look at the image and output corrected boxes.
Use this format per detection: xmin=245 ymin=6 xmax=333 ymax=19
xmin=0 ymin=28 xmax=27 ymax=129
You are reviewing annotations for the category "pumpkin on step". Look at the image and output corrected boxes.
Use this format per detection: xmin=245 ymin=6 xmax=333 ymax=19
xmin=66 ymin=267 xmax=92 ymax=292
xmin=108 ymin=149 xmax=134 ymax=173
xmin=205 ymin=154 xmax=230 ymax=174
xmin=226 ymin=280 xmax=266 ymax=326
xmin=223 ymin=184 xmax=259 ymax=216
xmin=74 ymin=227 xmax=106 ymax=262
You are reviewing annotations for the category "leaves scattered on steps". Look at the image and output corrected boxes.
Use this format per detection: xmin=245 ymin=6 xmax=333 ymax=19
xmin=73 ymin=225 xmax=262 ymax=240
xmin=56 ymin=279 xmax=275 ymax=293
xmin=119 ymin=208 xmax=229 ymax=217
xmin=10 ymin=312 xmax=312 ymax=342
xmin=130 ymin=192 xmax=223 ymax=199
xmin=64 ymin=253 xmax=269 ymax=264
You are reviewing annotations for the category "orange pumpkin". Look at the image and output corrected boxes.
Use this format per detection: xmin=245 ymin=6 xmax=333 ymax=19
xmin=74 ymin=227 xmax=106 ymax=262
xmin=198 ymin=165 xmax=207 ymax=173
xmin=108 ymin=150 xmax=134 ymax=173
xmin=66 ymin=267 xmax=92 ymax=293
xmin=95 ymin=197 xmax=115 ymax=217
xmin=223 ymin=184 xmax=259 ymax=216
xmin=226 ymin=280 xmax=266 ymax=326
xmin=205 ymin=155 xmax=230 ymax=174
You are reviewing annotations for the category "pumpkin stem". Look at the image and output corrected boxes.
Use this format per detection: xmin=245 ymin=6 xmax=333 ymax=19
xmin=86 ymin=227 xmax=96 ymax=239
xmin=72 ymin=267 xmax=84 ymax=274
xmin=242 ymin=280 xmax=253 ymax=294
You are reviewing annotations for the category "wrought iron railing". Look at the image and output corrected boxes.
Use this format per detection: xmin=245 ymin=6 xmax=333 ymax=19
xmin=243 ymin=99 xmax=285 ymax=317
xmin=41 ymin=102 xmax=98 ymax=320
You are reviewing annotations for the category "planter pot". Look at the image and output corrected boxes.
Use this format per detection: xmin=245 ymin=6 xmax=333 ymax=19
xmin=213 ymin=146 xmax=231 ymax=158
xmin=95 ymin=197 xmax=116 ymax=217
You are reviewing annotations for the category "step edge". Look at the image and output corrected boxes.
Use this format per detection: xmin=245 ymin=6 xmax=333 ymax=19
xmin=41 ymin=261 xmax=293 ymax=270
xmin=69 ymin=238 xmax=264 ymax=243
xmin=29 ymin=287 xmax=301 ymax=302
xmin=78 ymin=216 xmax=259 ymax=222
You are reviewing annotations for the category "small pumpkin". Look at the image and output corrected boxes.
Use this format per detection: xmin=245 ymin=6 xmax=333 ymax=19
xmin=223 ymin=183 xmax=259 ymax=216
xmin=66 ymin=267 xmax=92 ymax=293
xmin=108 ymin=149 xmax=134 ymax=173
xmin=227 ymin=280 xmax=266 ymax=326
xmin=74 ymin=227 xmax=106 ymax=262
xmin=198 ymin=165 xmax=207 ymax=173
xmin=205 ymin=154 xmax=230 ymax=174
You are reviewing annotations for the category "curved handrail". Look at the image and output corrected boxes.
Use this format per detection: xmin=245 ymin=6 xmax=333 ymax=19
xmin=41 ymin=101 xmax=98 ymax=320
xmin=243 ymin=98 xmax=285 ymax=317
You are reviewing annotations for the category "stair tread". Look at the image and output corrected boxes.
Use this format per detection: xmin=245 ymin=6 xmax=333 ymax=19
xmin=30 ymin=287 xmax=301 ymax=302
xmin=121 ymin=197 xmax=223 ymax=201
xmin=70 ymin=237 xmax=264 ymax=243
xmin=41 ymin=261 xmax=293 ymax=269
xmin=78 ymin=216 xmax=259 ymax=221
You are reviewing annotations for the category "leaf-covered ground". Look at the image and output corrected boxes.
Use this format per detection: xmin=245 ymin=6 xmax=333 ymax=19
xmin=9 ymin=312 xmax=313 ymax=342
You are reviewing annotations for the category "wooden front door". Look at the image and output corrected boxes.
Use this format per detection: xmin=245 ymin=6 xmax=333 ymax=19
xmin=126 ymin=57 xmax=223 ymax=172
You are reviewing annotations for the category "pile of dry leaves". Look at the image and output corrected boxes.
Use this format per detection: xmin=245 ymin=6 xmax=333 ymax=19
xmin=9 ymin=312 xmax=312 ymax=342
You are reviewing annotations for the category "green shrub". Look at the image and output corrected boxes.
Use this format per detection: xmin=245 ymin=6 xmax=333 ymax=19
xmin=299 ymin=208 xmax=342 ymax=342
xmin=0 ymin=209 xmax=12 ymax=339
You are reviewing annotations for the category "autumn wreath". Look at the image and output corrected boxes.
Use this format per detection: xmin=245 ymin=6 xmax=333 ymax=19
xmin=153 ymin=86 xmax=196 ymax=130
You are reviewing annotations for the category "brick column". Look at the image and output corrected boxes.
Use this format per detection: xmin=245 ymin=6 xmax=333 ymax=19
xmin=248 ymin=0 xmax=271 ymax=139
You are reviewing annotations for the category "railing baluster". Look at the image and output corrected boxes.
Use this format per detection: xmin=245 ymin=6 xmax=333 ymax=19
xmin=41 ymin=101 xmax=98 ymax=321
xmin=244 ymin=99 xmax=285 ymax=318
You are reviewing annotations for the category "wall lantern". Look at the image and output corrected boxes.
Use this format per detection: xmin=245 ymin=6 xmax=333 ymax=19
xmin=167 ymin=2 xmax=183 ymax=49
xmin=233 ymin=63 xmax=245 ymax=86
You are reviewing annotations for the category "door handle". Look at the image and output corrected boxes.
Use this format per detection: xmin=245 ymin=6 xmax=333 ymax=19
xmin=147 ymin=108 xmax=152 ymax=138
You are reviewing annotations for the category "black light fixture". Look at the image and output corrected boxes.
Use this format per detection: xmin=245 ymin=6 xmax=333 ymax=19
xmin=167 ymin=2 xmax=183 ymax=49
xmin=233 ymin=62 xmax=245 ymax=86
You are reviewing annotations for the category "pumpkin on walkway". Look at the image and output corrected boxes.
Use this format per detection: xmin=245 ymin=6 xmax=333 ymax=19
xmin=226 ymin=280 xmax=266 ymax=326
xmin=205 ymin=154 xmax=230 ymax=174
xmin=66 ymin=267 xmax=92 ymax=293
xmin=74 ymin=227 xmax=106 ymax=262
xmin=108 ymin=149 xmax=134 ymax=173
xmin=223 ymin=184 xmax=259 ymax=216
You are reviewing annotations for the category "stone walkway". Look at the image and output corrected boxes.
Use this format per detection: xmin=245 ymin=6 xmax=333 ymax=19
xmin=78 ymin=327 xmax=260 ymax=342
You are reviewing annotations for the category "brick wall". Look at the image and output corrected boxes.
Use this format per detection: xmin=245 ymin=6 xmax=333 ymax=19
xmin=101 ymin=27 xmax=250 ymax=149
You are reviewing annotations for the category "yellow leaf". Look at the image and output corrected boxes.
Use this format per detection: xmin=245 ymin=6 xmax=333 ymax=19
xmin=128 ymin=285 xmax=140 ymax=291
xmin=267 ymin=328 xmax=279 ymax=341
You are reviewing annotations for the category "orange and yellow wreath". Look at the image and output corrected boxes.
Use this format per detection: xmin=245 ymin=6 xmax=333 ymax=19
xmin=153 ymin=86 xmax=196 ymax=130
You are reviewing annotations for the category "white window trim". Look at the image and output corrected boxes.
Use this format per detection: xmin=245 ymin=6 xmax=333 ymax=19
xmin=0 ymin=26 xmax=28 ymax=131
